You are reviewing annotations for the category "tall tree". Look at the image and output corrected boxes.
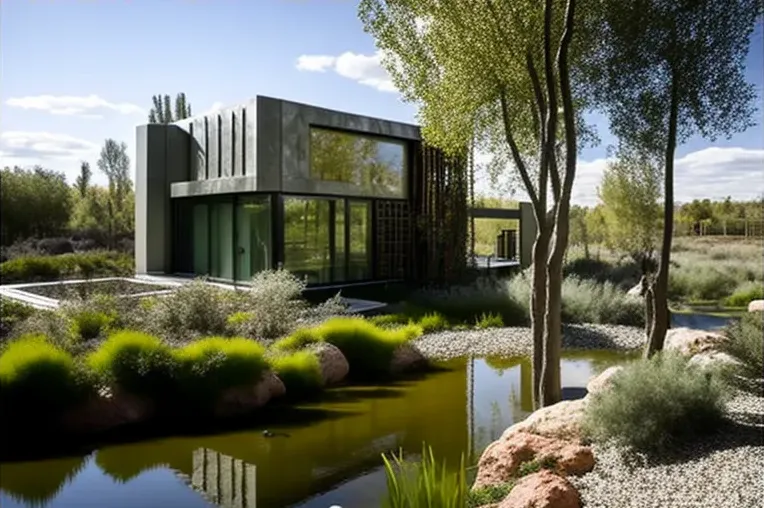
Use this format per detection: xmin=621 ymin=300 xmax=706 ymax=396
xmin=581 ymin=0 xmax=760 ymax=357
xmin=148 ymin=93 xmax=192 ymax=124
xmin=360 ymin=0 xmax=594 ymax=406
xmin=97 ymin=139 xmax=133 ymax=242
xmin=74 ymin=161 xmax=92 ymax=198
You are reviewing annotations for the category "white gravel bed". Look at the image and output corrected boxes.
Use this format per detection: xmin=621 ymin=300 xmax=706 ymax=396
xmin=570 ymin=392 xmax=764 ymax=508
xmin=412 ymin=323 xmax=646 ymax=359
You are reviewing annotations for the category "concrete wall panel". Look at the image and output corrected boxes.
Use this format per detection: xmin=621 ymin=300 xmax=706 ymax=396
xmin=207 ymin=114 xmax=221 ymax=179
xmin=220 ymin=110 xmax=233 ymax=178
xmin=191 ymin=117 xmax=207 ymax=180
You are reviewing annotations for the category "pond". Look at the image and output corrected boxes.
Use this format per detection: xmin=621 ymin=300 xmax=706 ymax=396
xmin=0 ymin=350 xmax=634 ymax=508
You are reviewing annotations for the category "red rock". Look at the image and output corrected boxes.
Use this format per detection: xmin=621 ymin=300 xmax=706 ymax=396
xmin=501 ymin=399 xmax=588 ymax=443
xmin=214 ymin=371 xmax=285 ymax=418
xmin=498 ymin=470 xmax=581 ymax=508
xmin=473 ymin=432 xmax=594 ymax=490
xmin=60 ymin=386 xmax=154 ymax=434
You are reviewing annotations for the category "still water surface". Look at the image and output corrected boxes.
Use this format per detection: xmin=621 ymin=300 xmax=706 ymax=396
xmin=0 ymin=351 xmax=634 ymax=508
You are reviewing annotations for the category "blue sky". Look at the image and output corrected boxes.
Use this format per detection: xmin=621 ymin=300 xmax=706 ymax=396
xmin=1 ymin=1 xmax=762 ymax=205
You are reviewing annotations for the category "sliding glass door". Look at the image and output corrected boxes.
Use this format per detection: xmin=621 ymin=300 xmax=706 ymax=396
xmin=236 ymin=196 xmax=272 ymax=281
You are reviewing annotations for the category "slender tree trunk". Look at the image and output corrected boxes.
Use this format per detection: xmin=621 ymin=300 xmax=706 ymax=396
xmin=542 ymin=207 xmax=566 ymax=406
xmin=531 ymin=220 xmax=552 ymax=408
xmin=644 ymin=74 xmax=679 ymax=358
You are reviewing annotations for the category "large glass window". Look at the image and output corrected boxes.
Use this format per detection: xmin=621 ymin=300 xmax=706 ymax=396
xmin=309 ymin=128 xmax=407 ymax=199
xmin=284 ymin=198 xmax=333 ymax=284
xmin=348 ymin=201 xmax=371 ymax=280
xmin=210 ymin=202 xmax=234 ymax=280
xmin=192 ymin=203 xmax=209 ymax=275
xmin=236 ymin=196 xmax=272 ymax=281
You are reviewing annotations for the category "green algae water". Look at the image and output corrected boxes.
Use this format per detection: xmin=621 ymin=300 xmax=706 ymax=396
xmin=0 ymin=351 xmax=633 ymax=508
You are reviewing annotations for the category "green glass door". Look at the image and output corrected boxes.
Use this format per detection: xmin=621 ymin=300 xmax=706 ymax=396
xmin=210 ymin=202 xmax=234 ymax=280
xmin=236 ymin=196 xmax=272 ymax=281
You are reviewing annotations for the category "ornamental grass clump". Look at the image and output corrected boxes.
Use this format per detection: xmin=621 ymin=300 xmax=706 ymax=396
xmin=87 ymin=331 xmax=175 ymax=398
xmin=0 ymin=334 xmax=91 ymax=423
xmin=173 ymin=337 xmax=269 ymax=409
xmin=381 ymin=445 xmax=468 ymax=508
xmin=582 ymin=351 xmax=728 ymax=454
xmin=718 ymin=311 xmax=763 ymax=392
xmin=269 ymin=350 xmax=323 ymax=399
xmin=272 ymin=327 xmax=323 ymax=351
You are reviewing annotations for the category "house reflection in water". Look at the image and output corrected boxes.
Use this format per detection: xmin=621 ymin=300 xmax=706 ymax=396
xmin=191 ymin=448 xmax=257 ymax=508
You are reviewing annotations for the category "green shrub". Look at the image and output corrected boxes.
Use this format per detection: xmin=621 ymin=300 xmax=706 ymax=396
xmin=418 ymin=312 xmax=449 ymax=333
xmin=272 ymin=327 xmax=323 ymax=351
xmin=370 ymin=313 xmax=412 ymax=328
xmin=475 ymin=312 xmax=504 ymax=329
xmin=382 ymin=445 xmax=467 ymax=508
xmin=316 ymin=317 xmax=415 ymax=379
xmin=467 ymin=483 xmax=514 ymax=508
xmin=582 ymin=352 xmax=728 ymax=453
xmin=69 ymin=310 xmax=116 ymax=341
xmin=0 ymin=298 xmax=35 ymax=338
xmin=725 ymin=281 xmax=764 ymax=307
xmin=148 ymin=279 xmax=238 ymax=342
xmin=668 ymin=251 xmax=762 ymax=303
xmin=0 ymin=251 xmax=133 ymax=284
xmin=173 ymin=337 xmax=269 ymax=408
xmin=270 ymin=350 xmax=323 ymax=398
xmin=719 ymin=312 xmax=764 ymax=389
xmin=87 ymin=331 xmax=175 ymax=397
xmin=9 ymin=310 xmax=75 ymax=352
xmin=0 ymin=334 xmax=89 ymax=421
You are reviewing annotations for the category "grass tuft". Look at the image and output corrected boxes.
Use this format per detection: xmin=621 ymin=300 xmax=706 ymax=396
xmin=269 ymin=350 xmax=323 ymax=398
xmin=382 ymin=445 xmax=467 ymax=508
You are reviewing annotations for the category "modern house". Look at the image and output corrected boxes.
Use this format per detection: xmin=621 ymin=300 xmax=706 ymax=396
xmin=134 ymin=95 xmax=535 ymax=287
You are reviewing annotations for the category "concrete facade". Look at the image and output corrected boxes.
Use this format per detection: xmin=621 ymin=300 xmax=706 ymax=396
xmin=134 ymin=95 xmax=537 ymax=280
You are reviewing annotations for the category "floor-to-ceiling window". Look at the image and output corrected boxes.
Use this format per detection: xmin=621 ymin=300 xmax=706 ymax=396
xmin=283 ymin=196 xmax=371 ymax=284
xmin=174 ymin=195 xmax=272 ymax=282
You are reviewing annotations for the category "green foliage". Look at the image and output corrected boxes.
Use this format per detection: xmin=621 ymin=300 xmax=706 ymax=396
xmin=516 ymin=456 xmax=558 ymax=477
xmin=269 ymin=350 xmax=323 ymax=398
xmin=0 ymin=251 xmax=133 ymax=283
xmin=381 ymin=445 xmax=467 ymax=508
xmin=582 ymin=352 xmax=728 ymax=453
xmin=9 ymin=310 xmax=76 ymax=353
xmin=725 ymin=281 xmax=764 ymax=308
xmin=173 ymin=337 xmax=268 ymax=409
xmin=718 ymin=312 xmax=763 ymax=390
xmin=467 ymin=483 xmax=514 ymax=508
xmin=0 ymin=334 xmax=90 ymax=420
xmin=148 ymin=279 xmax=238 ymax=342
xmin=0 ymin=298 xmax=35 ymax=338
xmin=369 ymin=313 xmax=412 ymax=328
xmin=272 ymin=327 xmax=323 ymax=351
xmin=0 ymin=166 xmax=73 ymax=247
xmin=87 ymin=331 xmax=175 ymax=397
xmin=598 ymin=149 xmax=662 ymax=260
xmin=316 ymin=317 xmax=420 ymax=379
xmin=669 ymin=254 xmax=761 ymax=303
xmin=148 ymin=93 xmax=192 ymax=124
xmin=418 ymin=312 xmax=449 ymax=333
xmin=475 ymin=312 xmax=504 ymax=329
xmin=68 ymin=310 xmax=116 ymax=341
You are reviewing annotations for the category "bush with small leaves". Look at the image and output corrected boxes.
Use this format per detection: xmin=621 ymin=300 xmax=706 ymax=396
xmin=0 ymin=334 xmax=91 ymax=425
xmin=172 ymin=337 xmax=269 ymax=410
xmin=582 ymin=352 xmax=728 ymax=453
xmin=87 ymin=331 xmax=176 ymax=398
xmin=0 ymin=297 xmax=35 ymax=339
xmin=269 ymin=350 xmax=323 ymax=399
xmin=718 ymin=311 xmax=763 ymax=391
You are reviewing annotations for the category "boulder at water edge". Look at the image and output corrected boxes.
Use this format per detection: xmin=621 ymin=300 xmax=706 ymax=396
xmin=498 ymin=469 xmax=581 ymax=508
xmin=664 ymin=327 xmax=727 ymax=356
xmin=585 ymin=366 xmax=624 ymax=398
xmin=310 ymin=342 xmax=350 ymax=386
xmin=390 ymin=343 xmax=428 ymax=374
xmin=61 ymin=386 xmax=155 ymax=434
xmin=214 ymin=371 xmax=286 ymax=418
xmin=748 ymin=300 xmax=764 ymax=312
xmin=502 ymin=399 xmax=588 ymax=443
xmin=473 ymin=431 xmax=594 ymax=490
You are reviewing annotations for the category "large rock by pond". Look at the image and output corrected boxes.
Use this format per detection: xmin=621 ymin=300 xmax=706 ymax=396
xmin=214 ymin=371 xmax=286 ymax=418
xmin=498 ymin=469 xmax=582 ymax=508
xmin=473 ymin=432 xmax=594 ymax=490
xmin=585 ymin=366 xmax=624 ymax=397
xmin=748 ymin=300 xmax=764 ymax=312
xmin=390 ymin=343 xmax=428 ymax=374
xmin=60 ymin=386 xmax=155 ymax=434
xmin=310 ymin=342 xmax=350 ymax=386
xmin=664 ymin=327 xmax=728 ymax=356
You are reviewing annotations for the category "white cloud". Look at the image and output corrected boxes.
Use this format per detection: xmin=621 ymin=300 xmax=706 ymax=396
xmin=202 ymin=101 xmax=226 ymax=115
xmin=5 ymin=94 xmax=143 ymax=117
xmin=475 ymin=146 xmax=764 ymax=206
xmin=0 ymin=131 xmax=106 ymax=184
xmin=296 ymin=50 xmax=396 ymax=92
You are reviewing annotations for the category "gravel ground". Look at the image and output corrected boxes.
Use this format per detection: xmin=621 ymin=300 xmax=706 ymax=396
xmin=570 ymin=392 xmax=764 ymax=508
xmin=412 ymin=323 xmax=646 ymax=359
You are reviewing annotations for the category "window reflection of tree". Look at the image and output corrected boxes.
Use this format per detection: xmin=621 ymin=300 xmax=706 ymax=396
xmin=310 ymin=129 xmax=405 ymax=197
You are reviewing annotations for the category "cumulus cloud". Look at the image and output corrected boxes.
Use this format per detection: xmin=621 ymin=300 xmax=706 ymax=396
xmin=475 ymin=147 xmax=764 ymax=206
xmin=0 ymin=131 xmax=106 ymax=183
xmin=296 ymin=50 xmax=396 ymax=92
xmin=5 ymin=94 xmax=143 ymax=117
